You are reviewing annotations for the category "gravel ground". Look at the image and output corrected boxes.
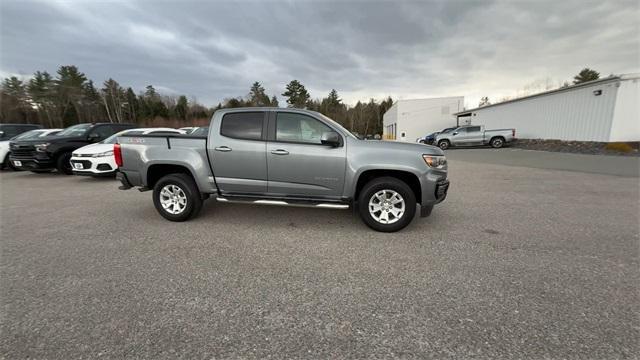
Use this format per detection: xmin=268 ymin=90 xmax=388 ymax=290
xmin=1 ymin=154 xmax=638 ymax=359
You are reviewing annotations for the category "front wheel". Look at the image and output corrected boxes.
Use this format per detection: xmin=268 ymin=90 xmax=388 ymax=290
xmin=357 ymin=177 xmax=416 ymax=232
xmin=438 ymin=140 xmax=450 ymax=150
xmin=152 ymin=173 xmax=203 ymax=222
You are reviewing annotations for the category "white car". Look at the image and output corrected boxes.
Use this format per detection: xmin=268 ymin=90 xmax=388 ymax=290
xmin=179 ymin=127 xmax=197 ymax=134
xmin=1 ymin=129 xmax=62 ymax=170
xmin=70 ymin=128 xmax=185 ymax=176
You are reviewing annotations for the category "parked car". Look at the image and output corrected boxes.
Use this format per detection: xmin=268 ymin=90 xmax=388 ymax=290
xmin=179 ymin=127 xmax=198 ymax=134
xmin=70 ymin=128 xmax=185 ymax=177
xmin=417 ymin=127 xmax=456 ymax=145
xmin=434 ymin=125 xmax=516 ymax=150
xmin=188 ymin=126 xmax=209 ymax=137
xmin=115 ymin=108 xmax=449 ymax=232
xmin=10 ymin=122 xmax=136 ymax=174
xmin=0 ymin=123 xmax=42 ymax=141
xmin=1 ymin=128 xmax=61 ymax=170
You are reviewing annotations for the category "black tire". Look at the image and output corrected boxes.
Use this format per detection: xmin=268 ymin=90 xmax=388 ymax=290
xmin=1 ymin=155 xmax=13 ymax=170
xmin=357 ymin=176 xmax=416 ymax=232
xmin=56 ymin=152 xmax=73 ymax=175
xmin=490 ymin=137 xmax=505 ymax=148
xmin=152 ymin=173 xmax=203 ymax=222
xmin=419 ymin=140 xmax=426 ymax=144
xmin=438 ymin=140 xmax=450 ymax=150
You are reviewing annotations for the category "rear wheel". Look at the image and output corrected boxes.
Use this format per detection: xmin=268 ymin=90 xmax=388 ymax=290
xmin=490 ymin=137 xmax=505 ymax=148
xmin=152 ymin=173 xmax=203 ymax=222
xmin=56 ymin=152 xmax=73 ymax=175
xmin=438 ymin=140 xmax=450 ymax=150
xmin=357 ymin=177 xmax=416 ymax=232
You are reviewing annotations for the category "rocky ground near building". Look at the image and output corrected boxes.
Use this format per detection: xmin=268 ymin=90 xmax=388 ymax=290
xmin=511 ymin=139 xmax=640 ymax=156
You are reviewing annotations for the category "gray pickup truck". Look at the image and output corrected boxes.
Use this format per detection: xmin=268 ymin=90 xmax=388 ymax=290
xmin=115 ymin=108 xmax=449 ymax=232
xmin=434 ymin=125 xmax=516 ymax=150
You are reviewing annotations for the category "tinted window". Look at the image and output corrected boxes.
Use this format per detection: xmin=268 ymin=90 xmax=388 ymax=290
xmin=455 ymin=127 xmax=467 ymax=134
xmin=220 ymin=112 xmax=263 ymax=140
xmin=276 ymin=113 xmax=332 ymax=144
xmin=467 ymin=126 xmax=481 ymax=132
xmin=88 ymin=125 xmax=115 ymax=140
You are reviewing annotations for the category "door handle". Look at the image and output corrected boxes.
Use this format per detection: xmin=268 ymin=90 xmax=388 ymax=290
xmin=214 ymin=146 xmax=232 ymax=152
xmin=271 ymin=149 xmax=289 ymax=155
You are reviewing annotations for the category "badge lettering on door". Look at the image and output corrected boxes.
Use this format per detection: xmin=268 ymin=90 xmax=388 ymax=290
xmin=314 ymin=176 xmax=338 ymax=181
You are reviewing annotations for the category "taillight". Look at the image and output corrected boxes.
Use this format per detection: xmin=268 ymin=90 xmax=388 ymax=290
xmin=114 ymin=143 xmax=123 ymax=167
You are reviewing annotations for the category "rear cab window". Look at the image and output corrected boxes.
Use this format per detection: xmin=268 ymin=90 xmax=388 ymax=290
xmin=220 ymin=112 xmax=264 ymax=140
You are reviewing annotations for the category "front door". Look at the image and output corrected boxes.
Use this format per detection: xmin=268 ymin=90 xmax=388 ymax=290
xmin=450 ymin=127 xmax=467 ymax=146
xmin=266 ymin=111 xmax=346 ymax=198
xmin=208 ymin=111 xmax=268 ymax=194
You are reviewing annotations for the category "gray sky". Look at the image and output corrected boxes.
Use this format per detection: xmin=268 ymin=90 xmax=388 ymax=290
xmin=1 ymin=0 xmax=638 ymax=108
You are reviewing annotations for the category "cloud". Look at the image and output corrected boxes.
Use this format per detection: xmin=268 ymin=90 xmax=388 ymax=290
xmin=1 ymin=0 xmax=638 ymax=108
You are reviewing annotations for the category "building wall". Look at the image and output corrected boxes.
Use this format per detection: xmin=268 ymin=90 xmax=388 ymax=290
xmin=382 ymin=102 xmax=398 ymax=140
xmin=466 ymin=80 xmax=622 ymax=142
xmin=383 ymin=97 xmax=463 ymax=142
xmin=609 ymin=77 xmax=640 ymax=142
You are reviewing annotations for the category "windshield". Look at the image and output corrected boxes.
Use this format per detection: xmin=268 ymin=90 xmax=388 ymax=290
xmin=316 ymin=113 xmax=360 ymax=140
xmin=11 ymin=130 xmax=46 ymax=140
xmin=102 ymin=130 xmax=144 ymax=144
xmin=190 ymin=127 xmax=209 ymax=136
xmin=56 ymin=124 xmax=92 ymax=137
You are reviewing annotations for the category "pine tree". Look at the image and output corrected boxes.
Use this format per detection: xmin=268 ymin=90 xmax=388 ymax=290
xmin=573 ymin=68 xmax=600 ymax=84
xmin=282 ymin=80 xmax=310 ymax=108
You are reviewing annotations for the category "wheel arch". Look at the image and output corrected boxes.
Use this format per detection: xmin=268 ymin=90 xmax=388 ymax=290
xmin=354 ymin=169 xmax=421 ymax=204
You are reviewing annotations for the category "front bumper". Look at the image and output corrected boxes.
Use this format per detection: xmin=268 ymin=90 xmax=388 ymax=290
xmin=8 ymin=155 xmax=55 ymax=170
xmin=70 ymin=156 xmax=116 ymax=176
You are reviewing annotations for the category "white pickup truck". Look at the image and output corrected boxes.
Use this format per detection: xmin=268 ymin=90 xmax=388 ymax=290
xmin=434 ymin=125 xmax=516 ymax=150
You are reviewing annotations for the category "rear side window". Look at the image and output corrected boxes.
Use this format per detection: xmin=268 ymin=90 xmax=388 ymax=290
xmin=220 ymin=112 xmax=264 ymax=140
xmin=467 ymin=126 xmax=481 ymax=132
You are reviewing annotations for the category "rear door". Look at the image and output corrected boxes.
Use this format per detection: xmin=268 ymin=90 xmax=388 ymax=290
xmin=208 ymin=111 xmax=268 ymax=194
xmin=461 ymin=126 xmax=483 ymax=145
xmin=265 ymin=111 xmax=346 ymax=198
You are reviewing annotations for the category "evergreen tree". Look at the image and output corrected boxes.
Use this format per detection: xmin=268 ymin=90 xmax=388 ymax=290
xmin=248 ymin=81 xmax=270 ymax=106
xmin=270 ymin=96 xmax=279 ymax=107
xmin=56 ymin=65 xmax=88 ymax=125
xmin=573 ymin=68 xmax=600 ymax=84
xmin=175 ymin=95 xmax=188 ymax=120
xmin=282 ymin=80 xmax=310 ymax=108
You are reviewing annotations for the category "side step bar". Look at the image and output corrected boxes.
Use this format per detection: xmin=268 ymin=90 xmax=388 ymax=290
xmin=216 ymin=196 xmax=349 ymax=209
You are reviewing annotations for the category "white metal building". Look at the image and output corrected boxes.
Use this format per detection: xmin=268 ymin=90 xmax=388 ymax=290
xmin=454 ymin=74 xmax=640 ymax=142
xmin=383 ymin=97 xmax=464 ymax=142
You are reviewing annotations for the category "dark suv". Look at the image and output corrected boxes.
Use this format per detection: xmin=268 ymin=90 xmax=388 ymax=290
xmin=0 ymin=123 xmax=42 ymax=141
xmin=10 ymin=123 xmax=136 ymax=174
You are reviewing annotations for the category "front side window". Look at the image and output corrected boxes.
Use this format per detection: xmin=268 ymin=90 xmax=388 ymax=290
xmin=220 ymin=112 xmax=263 ymax=140
xmin=88 ymin=126 xmax=115 ymax=140
xmin=455 ymin=127 xmax=467 ymax=134
xmin=276 ymin=112 xmax=332 ymax=144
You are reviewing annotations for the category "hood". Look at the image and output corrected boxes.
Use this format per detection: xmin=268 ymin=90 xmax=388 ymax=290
xmin=74 ymin=143 xmax=112 ymax=155
xmin=360 ymin=139 xmax=444 ymax=155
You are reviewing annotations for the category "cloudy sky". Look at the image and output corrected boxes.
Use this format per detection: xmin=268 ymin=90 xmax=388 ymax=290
xmin=1 ymin=0 xmax=638 ymax=108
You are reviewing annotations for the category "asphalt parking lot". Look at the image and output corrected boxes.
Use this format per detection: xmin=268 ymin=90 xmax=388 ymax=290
xmin=1 ymin=150 xmax=638 ymax=359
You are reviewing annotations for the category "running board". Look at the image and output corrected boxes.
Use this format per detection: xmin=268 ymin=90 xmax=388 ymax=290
xmin=216 ymin=196 xmax=349 ymax=209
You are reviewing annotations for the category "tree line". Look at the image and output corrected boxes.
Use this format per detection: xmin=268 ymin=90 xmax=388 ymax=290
xmin=0 ymin=65 xmax=393 ymax=137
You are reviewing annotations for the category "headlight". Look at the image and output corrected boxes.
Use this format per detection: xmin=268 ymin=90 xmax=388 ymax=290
xmin=92 ymin=150 xmax=114 ymax=158
xmin=423 ymin=154 xmax=447 ymax=169
xmin=34 ymin=143 xmax=50 ymax=152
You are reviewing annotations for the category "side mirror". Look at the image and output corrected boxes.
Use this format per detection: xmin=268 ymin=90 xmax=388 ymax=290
xmin=452 ymin=132 xmax=458 ymax=136
xmin=320 ymin=131 xmax=341 ymax=147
